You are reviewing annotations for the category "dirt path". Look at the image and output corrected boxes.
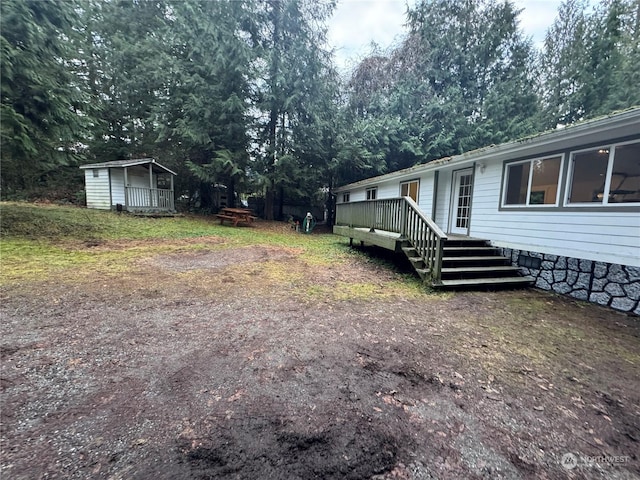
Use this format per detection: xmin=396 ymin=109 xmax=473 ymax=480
xmin=1 ymin=241 xmax=639 ymax=479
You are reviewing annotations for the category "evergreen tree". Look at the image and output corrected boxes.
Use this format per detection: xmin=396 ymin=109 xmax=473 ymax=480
xmin=1 ymin=0 xmax=90 ymax=194
xmin=80 ymin=0 xmax=169 ymax=161
xmin=340 ymin=0 xmax=540 ymax=183
xmin=539 ymin=0 xmax=640 ymax=126
xmin=255 ymin=0 xmax=336 ymax=219
xmin=155 ymin=0 xmax=255 ymax=210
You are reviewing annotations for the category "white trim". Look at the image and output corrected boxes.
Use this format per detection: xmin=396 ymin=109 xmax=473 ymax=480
xmin=399 ymin=179 xmax=420 ymax=203
xmin=449 ymin=168 xmax=473 ymax=235
xmin=501 ymin=154 xmax=564 ymax=208
xmin=564 ymin=139 xmax=640 ymax=207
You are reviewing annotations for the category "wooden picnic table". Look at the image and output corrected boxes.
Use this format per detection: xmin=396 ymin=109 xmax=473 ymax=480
xmin=215 ymin=207 xmax=257 ymax=227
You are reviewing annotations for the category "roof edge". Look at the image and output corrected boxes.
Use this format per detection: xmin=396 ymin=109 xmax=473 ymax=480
xmin=333 ymin=107 xmax=640 ymax=193
xmin=80 ymin=158 xmax=177 ymax=176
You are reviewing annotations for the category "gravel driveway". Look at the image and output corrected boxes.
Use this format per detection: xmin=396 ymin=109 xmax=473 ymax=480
xmin=1 ymin=239 xmax=639 ymax=479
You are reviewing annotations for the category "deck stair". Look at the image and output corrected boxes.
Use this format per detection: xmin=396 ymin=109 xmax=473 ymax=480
xmin=401 ymin=237 xmax=534 ymax=288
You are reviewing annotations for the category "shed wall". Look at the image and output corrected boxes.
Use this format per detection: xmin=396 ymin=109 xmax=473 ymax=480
xmin=110 ymin=169 xmax=125 ymax=206
xmin=84 ymin=169 xmax=111 ymax=210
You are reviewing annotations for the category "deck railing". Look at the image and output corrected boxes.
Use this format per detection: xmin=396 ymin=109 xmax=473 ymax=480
xmin=125 ymin=187 xmax=175 ymax=211
xmin=335 ymin=197 xmax=447 ymax=282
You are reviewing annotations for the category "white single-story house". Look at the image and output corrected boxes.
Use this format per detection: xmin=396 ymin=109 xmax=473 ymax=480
xmin=79 ymin=158 xmax=176 ymax=213
xmin=333 ymin=108 xmax=640 ymax=314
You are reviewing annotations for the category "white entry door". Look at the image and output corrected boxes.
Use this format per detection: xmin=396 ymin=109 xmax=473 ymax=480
xmin=449 ymin=168 xmax=474 ymax=235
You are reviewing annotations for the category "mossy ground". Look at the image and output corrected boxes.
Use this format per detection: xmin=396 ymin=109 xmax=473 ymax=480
xmin=0 ymin=202 xmax=426 ymax=302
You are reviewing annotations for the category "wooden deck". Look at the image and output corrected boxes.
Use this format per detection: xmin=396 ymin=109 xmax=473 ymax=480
xmin=333 ymin=198 xmax=533 ymax=288
xmin=332 ymin=226 xmax=402 ymax=251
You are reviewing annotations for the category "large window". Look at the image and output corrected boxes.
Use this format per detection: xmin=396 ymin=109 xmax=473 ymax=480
xmin=503 ymin=156 xmax=562 ymax=206
xmin=366 ymin=187 xmax=377 ymax=200
xmin=567 ymin=141 xmax=640 ymax=205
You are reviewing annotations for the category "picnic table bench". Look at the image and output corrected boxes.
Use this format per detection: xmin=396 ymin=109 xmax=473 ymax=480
xmin=216 ymin=207 xmax=257 ymax=227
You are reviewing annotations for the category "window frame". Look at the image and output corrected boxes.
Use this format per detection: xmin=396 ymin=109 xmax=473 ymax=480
xmin=342 ymin=192 xmax=350 ymax=203
xmin=399 ymin=179 xmax=420 ymax=203
xmin=93 ymin=169 xmax=100 ymax=178
xmin=564 ymin=140 xmax=640 ymax=207
xmin=501 ymin=154 xmax=564 ymax=208
xmin=366 ymin=187 xmax=378 ymax=201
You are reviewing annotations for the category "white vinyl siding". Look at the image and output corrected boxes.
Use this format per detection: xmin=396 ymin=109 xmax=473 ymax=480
xmin=434 ymin=172 xmax=452 ymax=228
xmin=84 ymin=169 xmax=111 ymax=209
xmin=417 ymin=172 xmax=435 ymax=216
xmin=110 ymin=169 xmax=125 ymax=205
xmin=470 ymin=160 xmax=640 ymax=266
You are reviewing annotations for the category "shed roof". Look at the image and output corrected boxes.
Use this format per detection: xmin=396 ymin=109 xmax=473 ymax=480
xmin=79 ymin=158 xmax=177 ymax=175
xmin=333 ymin=107 xmax=640 ymax=192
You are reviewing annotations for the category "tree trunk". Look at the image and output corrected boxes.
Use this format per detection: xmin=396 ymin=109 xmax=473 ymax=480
xmin=265 ymin=188 xmax=275 ymax=220
xmin=277 ymin=185 xmax=284 ymax=220
xmin=228 ymin=177 xmax=236 ymax=208
xmin=199 ymin=181 xmax=214 ymax=212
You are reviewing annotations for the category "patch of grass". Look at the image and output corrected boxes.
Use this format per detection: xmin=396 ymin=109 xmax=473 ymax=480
xmin=0 ymin=204 xmax=356 ymax=285
xmin=0 ymin=203 xmax=430 ymax=300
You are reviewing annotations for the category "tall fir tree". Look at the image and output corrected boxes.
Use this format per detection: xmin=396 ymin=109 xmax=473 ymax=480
xmin=1 ymin=0 xmax=91 ymax=194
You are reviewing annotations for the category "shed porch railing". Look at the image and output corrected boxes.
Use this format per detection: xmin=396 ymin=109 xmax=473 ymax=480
xmin=125 ymin=186 xmax=175 ymax=211
xmin=335 ymin=197 xmax=448 ymax=282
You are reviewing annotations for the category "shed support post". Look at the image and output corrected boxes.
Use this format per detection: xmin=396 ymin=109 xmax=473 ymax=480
xmin=170 ymin=174 xmax=175 ymax=211
xmin=149 ymin=166 xmax=154 ymax=207
xmin=124 ymin=167 xmax=129 ymax=211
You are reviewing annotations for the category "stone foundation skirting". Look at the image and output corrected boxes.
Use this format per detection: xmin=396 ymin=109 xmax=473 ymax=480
xmin=501 ymin=248 xmax=640 ymax=315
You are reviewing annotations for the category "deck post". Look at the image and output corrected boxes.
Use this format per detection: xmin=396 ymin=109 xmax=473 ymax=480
xmin=400 ymin=199 xmax=408 ymax=237
xmin=170 ymin=175 xmax=175 ymax=211
xmin=433 ymin=236 xmax=443 ymax=282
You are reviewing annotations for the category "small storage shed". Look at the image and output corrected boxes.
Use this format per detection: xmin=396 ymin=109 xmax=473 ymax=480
xmin=79 ymin=158 xmax=176 ymax=212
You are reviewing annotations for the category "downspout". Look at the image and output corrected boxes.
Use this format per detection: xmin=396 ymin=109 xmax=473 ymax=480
xmin=108 ymin=168 xmax=113 ymax=209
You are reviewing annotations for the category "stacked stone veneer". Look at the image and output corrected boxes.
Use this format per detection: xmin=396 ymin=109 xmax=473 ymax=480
xmin=501 ymin=248 xmax=640 ymax=315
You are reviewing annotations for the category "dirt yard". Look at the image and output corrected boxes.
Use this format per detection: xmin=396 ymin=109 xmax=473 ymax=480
xmin=1 ymin=229 xmax=639 ymax=479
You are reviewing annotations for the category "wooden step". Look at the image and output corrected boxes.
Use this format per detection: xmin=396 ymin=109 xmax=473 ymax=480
xmin=444 ymin=240 xmax=490 ymax=247
xmin=442 ymin=256 xmax=511 ymax=262
xmin=435 ymin=276 xmax=535 ymax=287
xmin=401 ymin=247 xmax=418 ymax=256
xmin=443 ymin=246 xmax=498 ymax=252
xmin=441 ymin=266 xmax=520 ymax=274
xmin=415 ymin=268 xmax=431 ymax=277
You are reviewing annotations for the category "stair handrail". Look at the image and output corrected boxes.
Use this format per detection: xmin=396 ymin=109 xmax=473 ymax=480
xmin=402 ymin=196 xmax=447 ymax=282
xmin=333 ymin=196 xmax=447 ymax=283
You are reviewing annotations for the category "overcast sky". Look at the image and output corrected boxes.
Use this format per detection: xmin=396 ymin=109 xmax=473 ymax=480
xmin=327 ymin=0 xmax=577 ymax=73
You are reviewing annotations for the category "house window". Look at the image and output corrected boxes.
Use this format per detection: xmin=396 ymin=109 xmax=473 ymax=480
xmin=366 ymin=187 xmax=377 ymax=200
xmin=400 ymin=180 xmax=419 ymax=203
xmin=503 ymin=155 xmax=562 ymax=206
xmin=566 ymin=141 xmax=640 ymax=205
xmin=610 ymin=143 xmax=640 ymax=203
xmin=93 ymin=169 xmax=100 ymax=178
xmin=342 ymin=192 xmax=350 ymax=203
